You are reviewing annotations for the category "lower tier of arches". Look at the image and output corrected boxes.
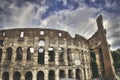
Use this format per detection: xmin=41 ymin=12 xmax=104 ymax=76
xmin=0 ymin=68 xmax=91 ymax=80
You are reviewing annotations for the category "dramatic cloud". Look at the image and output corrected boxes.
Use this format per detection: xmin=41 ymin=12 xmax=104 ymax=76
xmin=0 ymin=0 xmax=120 ymax=50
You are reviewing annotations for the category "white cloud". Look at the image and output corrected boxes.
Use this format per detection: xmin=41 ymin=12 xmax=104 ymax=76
xmin=0 ymin=0 xmax=120 ymax=50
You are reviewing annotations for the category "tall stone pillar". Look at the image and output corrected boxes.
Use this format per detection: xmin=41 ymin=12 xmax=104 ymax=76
xmin=9 ymin=72 xmax=13 ymax=80
xmin=81 ymin=69 xmax=84 ymax=80
xmin=33 ymin=70 xmax=37 ymax=80
xmin=1 ymin=48 xmax=5 ymax=63
xmin=96 ymin=15 xmax=116 ymax=80
xmin=45 ymin=51 xmax=48 ymax=65
xmin=55 ymin=49 xmax=59 ymax=66
xmin=72 ymin=69 xmax=76 ymax=79
xmin=64 ymin=48 xmax=68 ymax=66
xmin=65 ymin=69 xmax=68 ymax=78
xmin=55 ymin=69 xmax=59 ymax=80
xmin=45 ymin=70 xmax=48 ymax=80
xmin=21 ymin=74 xmax=25 ymax=80
xmin=0 ymin=73 xmax=2 ymax=80
xmin=45 ymin=37 xmax=49 ymax=66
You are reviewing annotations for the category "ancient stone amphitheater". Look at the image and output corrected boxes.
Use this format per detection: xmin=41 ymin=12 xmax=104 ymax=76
xmin=0 ymin=15 xmax=116 ymax=80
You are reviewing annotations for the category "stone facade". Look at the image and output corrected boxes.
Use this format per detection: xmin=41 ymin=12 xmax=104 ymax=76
xmin=0 ymin=15 xmax=116 ymax=80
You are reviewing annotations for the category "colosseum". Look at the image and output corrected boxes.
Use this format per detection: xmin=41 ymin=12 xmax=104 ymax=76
xmin=0 ymin=15 xmax=116 ymax=80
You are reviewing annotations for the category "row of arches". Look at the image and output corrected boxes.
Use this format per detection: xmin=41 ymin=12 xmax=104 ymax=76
xmin=0 ymin=47 xmax=85 ymax=65
xmin=2 ymin=69 xmax=81 ymax=80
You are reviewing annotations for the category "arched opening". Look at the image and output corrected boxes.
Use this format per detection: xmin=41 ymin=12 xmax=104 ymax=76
xmin=27 ymin=47 xmax=34 ymax=61
xmin=48 ymin=70 xmax=55 ymax=80
xmin=38 ymin=48 xmax=45 ymax=65
xmin=76 ymin=69 xmax=81 ymax=80
xmin=6 ymin=47 xmax=12 ymax=61
xmin=58 ymin=48 xmax=64 ymax=65
xmin=67 ymin=48 xmax=72 ymax=65
xmin=68 ymin=69 xmax=73 ymax=79
xmin=2 ymin=72 xmax=9 ymax=80
xmin=90 ymin=52 xmax=99 ymax=78
xmin=37 ymin=71 xmax=44 ymax=80
xmin=0 ymin=48 xmax=2 ymax=63
xmin=59 ymin=70 xmax=65 ymax=79
xmin=25 ymin=71 xmax=32 ymax=80
xmin=16 ymin=47 xmax=23 ymax=61
xmin=13 ymin=71 xmax=21 ymax=80
xmin=48 ymin=48 xmax=55 ymax=65
xmin=38 ymin=40 xmax=45 ymax=46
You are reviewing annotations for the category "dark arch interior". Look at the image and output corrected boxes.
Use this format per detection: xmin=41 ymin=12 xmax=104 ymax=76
xmin=59 ymin=48 xmax=64 ymax=63
xmin=76 ymin=69 xmax=81 ymax=80
xmin=16 ymin=47 xmax=23 ymax=61
xmin=0 ymin=48 xmax=2 ymax=62
xmin=38 ymin=48 xmax=44 ymax=65
xmin=49 ymin=70 xmax=55 ymax=80
xmin=2 ymin=72 xmax=9 ymax=80
xmin=68 ymin=69 xmax=72 ymax=78
xmin=25 ymin=72 xmax=32 ymax=80
xmin=67 ymin=48 xmax=72 ymax=65
xmin=37 ymin=71 xmax=44 ymax=80
xmin=27 ymin=47 xmax=32 ymax=61
xmin=48 ymin=48 xmax=55 ymax=62
xmin=59 ymin=70 xmax=65 ymax=78
xmin=6 ymin=47 xmax=12 ymax=61
xmin=13 ymin=72 xmax=21 ymax=80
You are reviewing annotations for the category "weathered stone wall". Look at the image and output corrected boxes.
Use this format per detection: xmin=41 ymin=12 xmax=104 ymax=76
xmin=0 ymin=28 xmax=91 ymax=80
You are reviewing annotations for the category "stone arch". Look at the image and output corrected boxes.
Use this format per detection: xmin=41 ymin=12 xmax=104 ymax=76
xmin=76 ymin=69 xmax=81 ymax=80
xmin=25 ymin=71 xmax=32 ymax=80
xmin=48 ymin=70 xmax=55 ymax=80
xmin=37 ymin=71 xmax=44 ymax=80
xmin=38 ymin=40 xmax=45 ymax=46
xmin=16 ymin=47 xmax=23 ymax=61
xmin=13 ymin=71 xmax=21 ymax=80
xmin=59 ymin=70 xmax=65 ymax=78
xmin=38 ymin=48 xmax=45 ymax=64
xmin=27 ymin=47 xmax=34 ymax=61
xmin=2 ymin=71 xmax=9 ymax=80
xmin=48 ymin=47 xmax=55 ymax=63
xmin=0 ymin=48 xmax=2 ymax=62
xmin=58 ymin=47 xmax=64 ymax=65
xmin=6 ymin=47 xmax=12 ymax=61
xmin=68 ymin=69 xmax=73 ymax=79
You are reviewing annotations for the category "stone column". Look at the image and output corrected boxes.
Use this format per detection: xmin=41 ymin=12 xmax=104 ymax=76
xmin=55 ymin=69 xmax=59 ymax=80
xmin=45 ymin=37 xmax=49 ymax=66
xmin=65 ymin=69 xmax=68 ymax=78
xmin=1 ymin=48 xmax=6 ymax=63
xmin=33 ymin=70 xmax=37 ymax=80
xmin=71 ymin=49 xmax=75 ymax=65
xmin=45 ymin=51 xmax=48 ymax=65
xmin=45 ymin=70 xmax=48 ymax=80
xmin=22 ymin=48 xmax=26 ymax=66
xmin=0 ymin=72 xmax=2 ymax=80
xmin=81 ymin=69 xmax=84 ymax=80
xmin=72 ymin=69 xmax=76 ymax=79
xmin=33 ymin=37 xmax=39 ymax=66
xmin=64 ymin=48 xmax=68 ymax=66
xmin=9 ymin=72 xmax=13 ymax=80
xmin=21 ymin=73 xmax=25 ymax=80
xmin=55 ymin=49 xmax=59 ymax=66
xmin=85 ymin=68 xmax=89 ymax=80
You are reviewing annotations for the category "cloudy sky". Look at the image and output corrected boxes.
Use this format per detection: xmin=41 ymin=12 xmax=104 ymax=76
xmin=0 ymin=0 xmax=120 ymax=50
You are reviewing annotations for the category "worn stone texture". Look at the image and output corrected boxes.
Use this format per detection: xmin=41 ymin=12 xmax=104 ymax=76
xmin=0 ymin=15 xmax=116 ymax=80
